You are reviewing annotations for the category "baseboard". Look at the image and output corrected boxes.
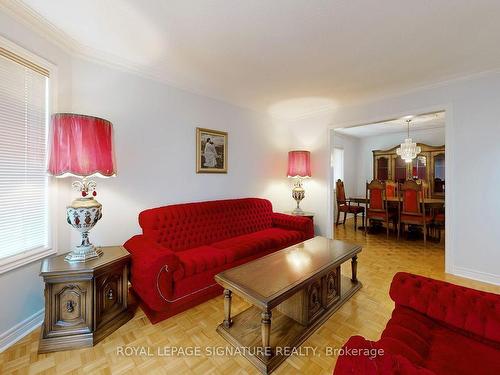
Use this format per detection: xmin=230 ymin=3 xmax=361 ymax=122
xmin=452 ymin=266 xmax=500 ymax=286
xmin=0 ymin=309 xmax=44 ymax=353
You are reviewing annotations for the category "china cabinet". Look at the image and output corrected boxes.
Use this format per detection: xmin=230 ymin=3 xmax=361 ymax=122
xmin=372 ymin=144 xmax=445 ymax=198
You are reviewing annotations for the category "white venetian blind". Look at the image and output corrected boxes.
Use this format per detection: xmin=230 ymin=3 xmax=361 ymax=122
xmin=0 ymin=49 xmax=50 ymax=261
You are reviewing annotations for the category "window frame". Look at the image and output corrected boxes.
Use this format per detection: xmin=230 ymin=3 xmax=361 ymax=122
xmin=0 ymin=36 xmax=58 ymax=274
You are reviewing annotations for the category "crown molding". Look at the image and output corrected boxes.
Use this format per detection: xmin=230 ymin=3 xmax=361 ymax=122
xmin=0 ymin=0 xmax=78 ymax=52
xmin=7 ymin=0 xmax=500 ymax=122
xmin=0 ymin=0 xmax=167 ymax=83
xmin=0 ymin=0 xmax=256 ymax=114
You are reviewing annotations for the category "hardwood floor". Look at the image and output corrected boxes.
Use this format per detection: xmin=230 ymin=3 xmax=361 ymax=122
xmin=1 ymin=221 xmax=499 ymax=375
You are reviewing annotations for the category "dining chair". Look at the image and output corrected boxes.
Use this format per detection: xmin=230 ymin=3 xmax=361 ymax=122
xmin=365 ymin=180 xmax=395 ymax=238
xmin=433 ymin=211 xmax=445 ymax=242
xmin=335 ymin=179 xmax=365 ymax=230
xmin=398 ymin=180 xmax=433 ymax=246
xmin=385 ymin=180 xmax=398 ymax=199
xmin=415 ymin=179 xmax=430 ymax=198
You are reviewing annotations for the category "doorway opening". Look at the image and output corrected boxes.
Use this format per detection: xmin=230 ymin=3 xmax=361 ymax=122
xmin=330 ymin=111 xmax=446 ymax=260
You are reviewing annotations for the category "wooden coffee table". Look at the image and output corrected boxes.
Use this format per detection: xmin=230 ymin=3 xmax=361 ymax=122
xmin=215 ymin=236 xmax=362 ymax=374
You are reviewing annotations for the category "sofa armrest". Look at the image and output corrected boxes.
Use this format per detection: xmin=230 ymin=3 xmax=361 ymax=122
xmin=333 ymin=336 xmax=435 ymax=375
xmin=124 ymin=235 xmax=179 ymax=311
xmin=271 ymin=212 xmax=314 ymax=239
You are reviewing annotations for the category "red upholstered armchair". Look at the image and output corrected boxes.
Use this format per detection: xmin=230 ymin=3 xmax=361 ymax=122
xmin=333 ymin=272 xmax=500 ymax=375
xmin=124 ymin=198 xmax=314 ymax=323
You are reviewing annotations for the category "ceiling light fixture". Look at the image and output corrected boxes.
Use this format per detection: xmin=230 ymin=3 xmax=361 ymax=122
xmin=396 ymin=119 xmax=421 ymax=163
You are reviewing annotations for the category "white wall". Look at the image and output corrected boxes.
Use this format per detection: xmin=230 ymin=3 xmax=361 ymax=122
xmin=0 ymin=11 xmax=72 ymax=342
xmin=68 ymin=57 xmax=304 ymax=247
xmin=355 ymin=127 xmax=445 ymax=194
xmin=0 ymin=10 xmax=319 ymax=346
xmin=328 ymin=71 xmax=500 ymax=285
xmin=282 ymin=111 xmax=334 ymax=237
xmin=332 ymin=132 xmax=360 ymax=197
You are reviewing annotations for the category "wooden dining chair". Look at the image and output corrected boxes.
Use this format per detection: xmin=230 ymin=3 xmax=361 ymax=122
xmin=385 ymin=180 xmax=398 ymax=199
xmin=415 ymin=179 xmax=430 ymax=198
xmin=398 ymin=180 xmax=433 ymax=246
xmin=336 ymin=179 xmax=365 ymax=230
xmin=433 ymin=211 xmax=445 ymax=242
xmin=365 ymin=180 xmax=394 ymax=238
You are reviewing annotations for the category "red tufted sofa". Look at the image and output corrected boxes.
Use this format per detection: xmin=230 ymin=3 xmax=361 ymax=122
xmin=334 ymin=272 xmax=500 ymax=375
xmin=124 ymin=198 xmax=314 ymax=323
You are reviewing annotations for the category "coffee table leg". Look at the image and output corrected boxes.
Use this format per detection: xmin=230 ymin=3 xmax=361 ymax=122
xmin=223 ymin=289 xmax=232 ymax=328
xmin=351 ymin=255 xmax=358 ymax=283
xmin=261 ymin=309 xmax=272 ymax=357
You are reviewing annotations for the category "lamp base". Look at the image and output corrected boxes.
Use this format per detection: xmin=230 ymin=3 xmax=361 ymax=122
xmin=65 ymin=245 xmax=103 ymax=263
xmin=65 ymin=195 xmax=103 ymax=264
xmin=291 ymin=179 xmax=306 ymax=215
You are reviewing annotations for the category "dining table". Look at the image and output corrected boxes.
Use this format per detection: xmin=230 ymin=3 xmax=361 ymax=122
xmin=347 ymin=196 xmax=445 ymax=236
xmin=348 ymin=196 xmax=445 ymax=207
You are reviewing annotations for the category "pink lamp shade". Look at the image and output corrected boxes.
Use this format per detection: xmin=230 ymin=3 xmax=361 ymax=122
xmin=287 ymin=150 xmax=311 ymax=178
xmin=48 ymin=113 xmax=116 ymax=178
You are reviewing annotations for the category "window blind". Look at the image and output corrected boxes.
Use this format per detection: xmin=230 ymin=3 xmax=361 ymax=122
xmin=0 ymin=52 xmax=50 ymax=261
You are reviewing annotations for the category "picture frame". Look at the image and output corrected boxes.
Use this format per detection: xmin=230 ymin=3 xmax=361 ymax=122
xmin=196 ymin=127 xmax=228 ymax=173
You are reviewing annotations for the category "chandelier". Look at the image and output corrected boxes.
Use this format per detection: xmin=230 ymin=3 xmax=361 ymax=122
xmin=396 ymin=119 xmax=421 ymax=163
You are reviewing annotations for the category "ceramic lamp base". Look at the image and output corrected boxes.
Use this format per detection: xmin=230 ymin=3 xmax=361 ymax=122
xmin=291 ymin=179 xmax=306 ymax=215
xmin=65 ymin=245 xmax=103 ymax=263
xmin=65 ymin=196 xmax=103 ymax=264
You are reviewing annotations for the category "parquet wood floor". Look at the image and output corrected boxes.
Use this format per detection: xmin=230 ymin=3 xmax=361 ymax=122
xmin=1 ymin=220 xmax=498 ymax=375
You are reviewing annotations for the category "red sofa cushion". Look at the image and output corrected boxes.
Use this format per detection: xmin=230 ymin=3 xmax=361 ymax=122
xmin=424 ymin=322 xmax=500 ymax=375
xmin=259 ymin=227 xmax=305 ymax=249
xmin=175 ymin=246 xmax=229 ymax=278
xmin=138 ymin=198 xmax=273 ymax=251
xmin=212 ymin=230 xmax=276 ymax=261
xmin=379 ymin=306 xmax=434 ymax=365
xmin=379 ymin=306 xmax=500 ymax=374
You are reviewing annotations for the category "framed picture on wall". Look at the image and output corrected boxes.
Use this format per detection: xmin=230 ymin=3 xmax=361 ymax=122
xmin=196 ymin=127 xmax=228 ymax=173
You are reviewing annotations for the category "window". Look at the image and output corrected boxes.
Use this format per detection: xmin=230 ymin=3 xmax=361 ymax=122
xmin=0 ymin=42 xmax=54 ymax=273
xmin=333 ymin=147 xmax=344 ymax=184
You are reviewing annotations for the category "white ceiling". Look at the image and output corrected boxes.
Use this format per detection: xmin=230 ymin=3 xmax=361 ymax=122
xmin=12 ymin=0 xmax=500 ymax=116
xmin=335 ymin=111 xmax=445 ymax=138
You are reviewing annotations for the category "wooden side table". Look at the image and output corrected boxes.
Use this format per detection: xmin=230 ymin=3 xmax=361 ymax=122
xmin=38 ymin=246 xmax=134 ymax=353
xmin=282 ymin=211 xmax=315 ymax=221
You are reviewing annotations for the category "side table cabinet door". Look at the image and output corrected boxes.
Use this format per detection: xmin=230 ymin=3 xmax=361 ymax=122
xmin=46 ymin=281 xmax=93 ymax=337
xmin=95 ymin=264 xmax=128 ymax=330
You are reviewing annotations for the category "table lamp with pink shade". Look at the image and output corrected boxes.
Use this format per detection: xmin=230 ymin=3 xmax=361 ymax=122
xmin=287 ymin=150 xmax=311 ymax=214
xmin=48 ymin=113 xmax=116 ymax=263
